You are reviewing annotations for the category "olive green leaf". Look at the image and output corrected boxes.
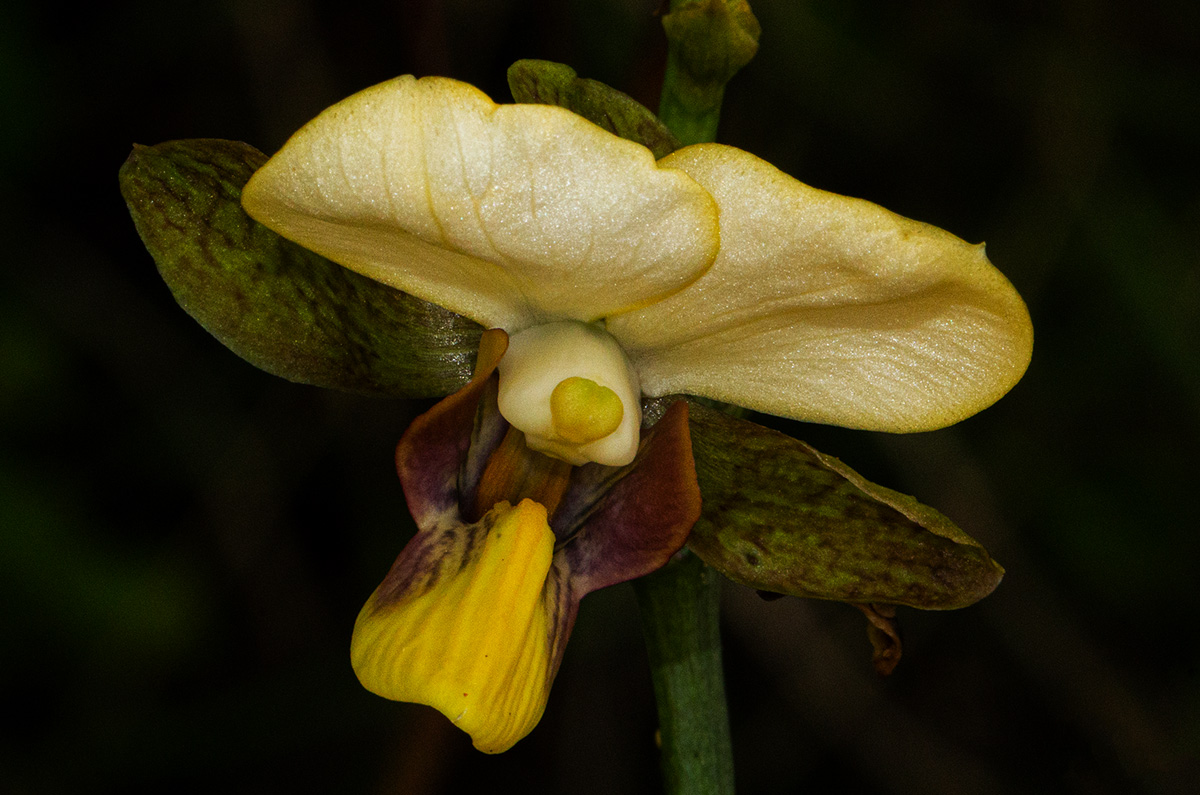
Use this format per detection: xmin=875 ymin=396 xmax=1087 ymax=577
xmin=120 ymin=139 xmax=481 ymax=398
xmin=507 ymin=59 xmax=682 ymax=160
xmin=674 ymin=399 xmax=1003 ymax=610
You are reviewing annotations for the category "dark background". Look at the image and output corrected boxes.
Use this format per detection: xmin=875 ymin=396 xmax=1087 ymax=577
xmin=3 ymin=1 xmax=1198 ymax=792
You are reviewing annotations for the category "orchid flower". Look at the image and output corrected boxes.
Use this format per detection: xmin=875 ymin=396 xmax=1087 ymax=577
xmin=231 ymin=74 xmax=1032 ymax=752
xmin=122 ymin=72 xmax=1031 ymax=756
xmin=240 ymin=76 xmax=1032 ymax=470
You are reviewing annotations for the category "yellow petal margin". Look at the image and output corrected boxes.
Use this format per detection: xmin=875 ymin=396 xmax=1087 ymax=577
xmin=609 ymin=145 xmax=1034 ymax=433
xmin=351 ymin=498 xmax=556 ymax=753
xmin=241 ymin=75 xmax=718 ymax=331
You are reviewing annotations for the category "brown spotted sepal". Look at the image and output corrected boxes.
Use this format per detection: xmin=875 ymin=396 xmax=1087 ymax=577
xmin=352 ymin=330 xmax=701 ymax=753
xmin=120 ymin=139 xmax=482 ymax=398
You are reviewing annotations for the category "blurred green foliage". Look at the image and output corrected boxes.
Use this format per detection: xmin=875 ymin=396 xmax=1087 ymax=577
xmin=2 ymin=1 xmax=1197 ymax=793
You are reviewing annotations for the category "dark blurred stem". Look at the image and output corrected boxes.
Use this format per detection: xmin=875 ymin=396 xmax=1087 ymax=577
xmin=633 ymin=551 xmax=735 ymax=795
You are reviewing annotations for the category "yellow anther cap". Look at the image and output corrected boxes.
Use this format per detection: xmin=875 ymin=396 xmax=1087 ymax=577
xmin=550 ymin=376 xmax=625 ymax=444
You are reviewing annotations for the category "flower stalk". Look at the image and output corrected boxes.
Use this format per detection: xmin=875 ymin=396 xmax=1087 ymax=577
xmin=634 ymin=550 xmax=734 ymax=795
xmin=658 ymin=0 xmax=761 ymax=146
xmin=632 ymin=5 xmax=758 ymax=789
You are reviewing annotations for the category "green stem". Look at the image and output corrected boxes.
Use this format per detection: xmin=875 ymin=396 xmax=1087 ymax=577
xmin=633 ymin=550 xmax=735 ymax=795
xmin=657 ymin=0 xmax=761 ymax=147
xmin=641 ymin=5 xmax=757 ymax=791
xmin=658 ymin=53 xmax=724 ymax=147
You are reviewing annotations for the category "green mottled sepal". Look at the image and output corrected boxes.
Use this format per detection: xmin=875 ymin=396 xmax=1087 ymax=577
xmin=120 ymin=139 xmax=481 ymax=397
xmin=677 ymin=400 xmax=1003 ymax=610
xmin=507 ymin=60 xmax=682 ymax=159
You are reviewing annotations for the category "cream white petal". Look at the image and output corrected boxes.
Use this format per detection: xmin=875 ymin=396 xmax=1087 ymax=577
xmin=241 ymin=75 xmax=719 ymax=331
xmin=607 ymin=144 xmax=1034 ymax=433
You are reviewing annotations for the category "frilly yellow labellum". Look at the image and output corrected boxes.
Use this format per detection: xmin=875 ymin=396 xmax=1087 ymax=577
xmin=350 ymin=499 xmax=556 ymax=753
